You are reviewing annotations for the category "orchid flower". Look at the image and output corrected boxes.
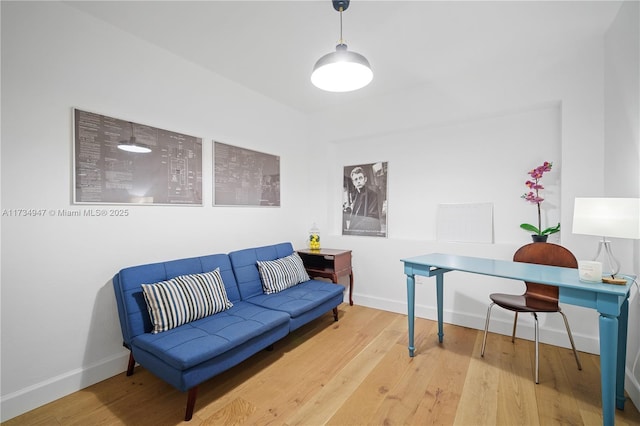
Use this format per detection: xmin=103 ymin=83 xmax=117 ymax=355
xmin=520 ymin=161 xmax=560 ymax=236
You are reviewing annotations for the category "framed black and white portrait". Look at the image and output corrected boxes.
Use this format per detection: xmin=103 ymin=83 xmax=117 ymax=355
xmin=342 ymin=162 xmax=388 ymax=237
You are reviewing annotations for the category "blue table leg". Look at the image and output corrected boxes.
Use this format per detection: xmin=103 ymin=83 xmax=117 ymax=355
xmin=599 ymin=313 xmax=618 ymax=426
xmin=407 ymin=274 xmax=415 ymax=357
xmin=616 ymin=297 xmax=629 ymax=410
xmin=436 ymin=273 xmax=444 ymax=343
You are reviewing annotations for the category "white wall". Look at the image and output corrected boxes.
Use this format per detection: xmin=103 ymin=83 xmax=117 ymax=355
xmin=604 ymin=0 xmax=640 ymax=409
xmin=0 ymin=1 xmax=313 ymax=420
xmin=309 ymin=28 xmax=609 ymax=348
xmin=2 ymin=0 xmax=638 ymax=421
xmin=328 ymin=105 xmax=562 ymax=243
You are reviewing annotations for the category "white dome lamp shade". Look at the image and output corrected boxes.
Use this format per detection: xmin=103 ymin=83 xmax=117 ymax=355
xmin=311 ymin=44 xmax=373 ymax=92
xmin=118 ymin=122 xmax=152 ymax=154
xmin=311 ymin=0 xmax=372 ymax=92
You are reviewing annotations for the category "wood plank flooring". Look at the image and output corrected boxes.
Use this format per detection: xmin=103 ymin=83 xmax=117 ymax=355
xmin=5 ymin=304 xmax=640 ymax=425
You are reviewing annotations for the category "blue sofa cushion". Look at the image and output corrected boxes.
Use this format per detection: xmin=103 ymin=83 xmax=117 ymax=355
xmin=131 ymin=301 xmax=289 ymax=370
xmin=229 ymin=242 xmax=297 ymax=299
xmin=114 ymin=253 xmax=241 ymax=346
xmin=257 ymin=252 xmax=310 ymax=294
xmin=141 ymin=268 xmax=233 ymax=333
xmin=246 ymin=279 xmax=344 ymax=318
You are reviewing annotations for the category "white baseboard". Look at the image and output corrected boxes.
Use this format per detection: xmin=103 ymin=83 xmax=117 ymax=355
xmin=353 ymin=293 xmax=600 ymax=353
xmin=626 ymin=365 xmax=640 ymax=411
xmin=0 ymin=351 xmax=129 ymax=422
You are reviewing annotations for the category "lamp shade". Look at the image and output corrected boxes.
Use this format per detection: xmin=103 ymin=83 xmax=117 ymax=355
xmin=311 ymin=44 xmax=373 ymax=92
xmin=572 ymin=197 xmax=640 ymax=239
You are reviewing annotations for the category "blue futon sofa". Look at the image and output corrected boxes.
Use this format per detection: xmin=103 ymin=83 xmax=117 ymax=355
xmin=112 ymin=242 xmax=345 ymax=421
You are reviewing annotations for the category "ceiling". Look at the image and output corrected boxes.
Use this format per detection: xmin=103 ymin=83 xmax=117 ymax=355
xmin=65 ymin=1 xmax=623 ymax=114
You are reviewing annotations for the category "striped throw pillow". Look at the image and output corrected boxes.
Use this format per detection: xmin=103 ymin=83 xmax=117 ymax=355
xmin=141 ymin=268 xmax=233 ymax=334
xmin=257 ymin=252 xmax=311 ymax=294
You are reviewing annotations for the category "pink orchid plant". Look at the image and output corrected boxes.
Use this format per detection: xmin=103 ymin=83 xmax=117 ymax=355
xmin=520 ymin=161 xmax=560 ymax=236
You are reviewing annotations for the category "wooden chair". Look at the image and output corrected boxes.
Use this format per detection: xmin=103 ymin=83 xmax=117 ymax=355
xmin=480 ymin=242 xmax=582 ymax=383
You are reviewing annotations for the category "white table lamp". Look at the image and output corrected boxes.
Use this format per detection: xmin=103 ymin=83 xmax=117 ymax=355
xmin=572 ymin=197 xmax=640 ymax=280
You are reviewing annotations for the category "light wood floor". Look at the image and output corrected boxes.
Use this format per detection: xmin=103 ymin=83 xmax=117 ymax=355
xmin=5 ymin=304 xmax=640 ymax=425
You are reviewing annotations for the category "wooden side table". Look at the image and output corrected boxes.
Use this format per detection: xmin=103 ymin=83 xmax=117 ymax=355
xmin=297 ymin=248 xmax=354 ymax=305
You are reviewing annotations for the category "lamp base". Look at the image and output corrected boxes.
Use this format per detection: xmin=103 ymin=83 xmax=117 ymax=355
xmin=602 ymin=277 xmax=627 ymax=285
xmin=592 ymin=238 xmax=620 ymax=278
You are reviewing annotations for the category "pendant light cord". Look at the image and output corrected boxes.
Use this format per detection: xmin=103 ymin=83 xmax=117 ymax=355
xmin=338 ymin=7 xmax=344 ymax=45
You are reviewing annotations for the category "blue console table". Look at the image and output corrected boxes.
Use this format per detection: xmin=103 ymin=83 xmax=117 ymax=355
xmin=401 ymin=253 xmax=634 ymax=426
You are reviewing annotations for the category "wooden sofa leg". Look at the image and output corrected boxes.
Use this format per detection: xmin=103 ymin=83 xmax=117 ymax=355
xmin=126 ymin=352 xmax=135 ymax=376
xmin=185 ymin=386 xmax=198 ymax=421
xmin=333 ymin=307 xmax=339 ymax=321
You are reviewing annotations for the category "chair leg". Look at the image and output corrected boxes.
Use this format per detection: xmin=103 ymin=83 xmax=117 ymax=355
xmin=126 ymin=352 xmax=135 ymax=376
xmin=185 ymin=386 xmax=198 ymax=421
xmin=511 ymin=312 xmax=519 ymax=343
xmin=559 ymin=310 xmax=582 ymax=371
xmin=333 ymin=307 xmax=339 ymax=321
xmin=481 ymin=303 xmax=494 ymax=357
xmin=533 ymin=313 xmax=539 ymax=384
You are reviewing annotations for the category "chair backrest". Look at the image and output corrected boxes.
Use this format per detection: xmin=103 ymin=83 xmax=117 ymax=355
xmin=513 ymin=242 xmax=578 ymax=302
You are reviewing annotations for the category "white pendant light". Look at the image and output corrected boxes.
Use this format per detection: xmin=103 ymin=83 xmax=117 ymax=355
xmin=118 ymin=122 xmax=152 ymax=154
xmin=311 ymin=0 xmax=372 ymax=92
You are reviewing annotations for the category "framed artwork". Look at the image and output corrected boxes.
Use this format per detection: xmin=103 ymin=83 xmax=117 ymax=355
xmin=342 ymin=162 xmax=388 ymax=237
xmin=214 ymin=141 xmax=280 ymax=206
xmin=73 ymin=108 xmax=202 ymax=205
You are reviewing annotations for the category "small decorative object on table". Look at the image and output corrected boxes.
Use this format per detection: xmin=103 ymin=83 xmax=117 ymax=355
xmin=308 ymin=223 xmax=321 ymax=250
xmin=520 ymin=161 xmax=560 ymax=242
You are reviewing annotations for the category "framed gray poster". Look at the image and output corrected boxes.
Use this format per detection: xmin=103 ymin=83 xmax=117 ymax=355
xmin=342 ymin=162 xmax=388 ymax=237
xmin=214 ymin=142 xmax=280 ymax=206
xmin=73 ymin=108 xmax=202 ymax=205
